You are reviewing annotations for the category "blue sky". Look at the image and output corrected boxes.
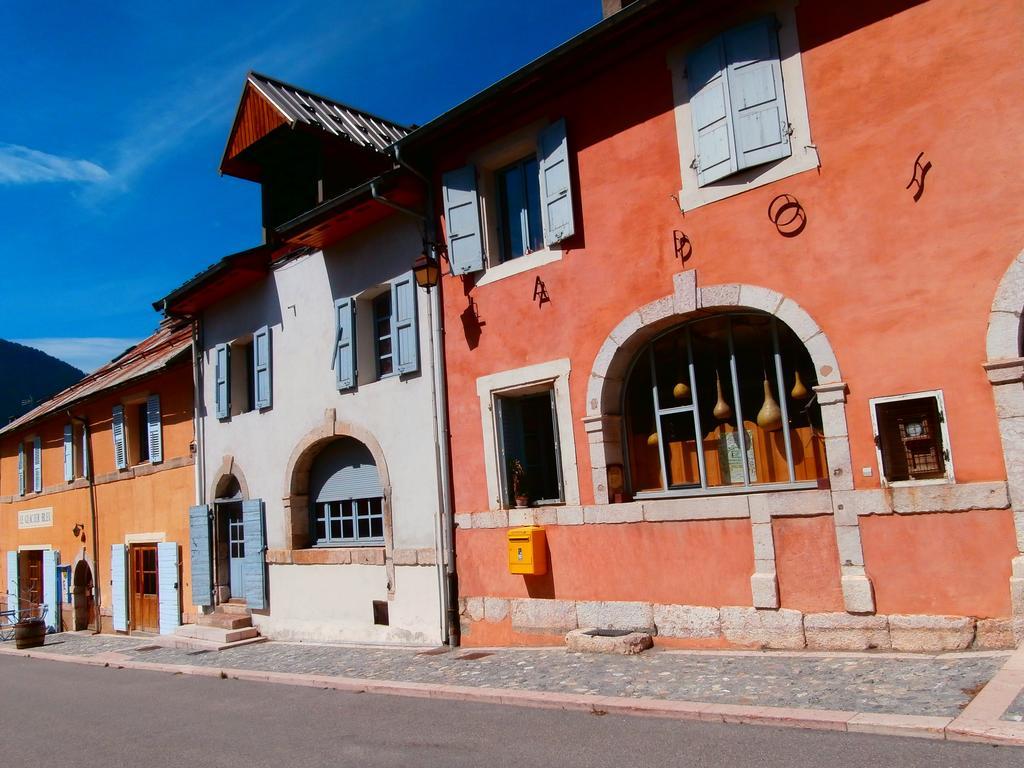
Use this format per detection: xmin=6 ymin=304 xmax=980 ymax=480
xmin=0 ymin=0 xmax=600 ymax=372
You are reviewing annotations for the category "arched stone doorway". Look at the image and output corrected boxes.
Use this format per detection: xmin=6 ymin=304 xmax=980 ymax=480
xmin=208 ymin=457 xmax=252 ymax=605
xmin=72 ymin=558 xmax=94 ymax=631
xmin=983 ymin=248 xmax=1024 ymax=618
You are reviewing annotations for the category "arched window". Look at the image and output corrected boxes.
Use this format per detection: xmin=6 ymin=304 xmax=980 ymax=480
xmin=309 ymin=438 xmax=384 ymax=546
xmin=624 ymin=312 xmax=826 ymax=496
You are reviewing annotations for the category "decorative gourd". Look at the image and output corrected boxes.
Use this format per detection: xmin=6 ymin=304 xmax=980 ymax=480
xmin=647 ymin=432 xmax=659 ymax=446
xmin=713 ymin=373 xmax=733 ymax=421
xmin=791 ymin=371 xmax=808 ymax=399
xmin=672 ymin=381 xmax=690 ymax=401
xmin=757 ymin=378 xmax=783 ymax=431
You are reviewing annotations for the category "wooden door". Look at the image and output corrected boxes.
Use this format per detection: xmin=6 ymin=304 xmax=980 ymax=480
xmin=18 ymin=551 xmax=43 ymax=611
xmin=130 ymin=545 xmax=159 ymax=632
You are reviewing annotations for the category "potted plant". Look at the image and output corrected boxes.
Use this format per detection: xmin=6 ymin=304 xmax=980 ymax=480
xmin=509 ymin=459 xmax=529 ymax=508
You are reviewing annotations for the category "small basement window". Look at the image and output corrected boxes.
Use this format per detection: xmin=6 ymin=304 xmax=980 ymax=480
xmin=871 ymin=392 xmax=952 ymax=484
xmin=495 ymin=388 xmax=564 ymax=507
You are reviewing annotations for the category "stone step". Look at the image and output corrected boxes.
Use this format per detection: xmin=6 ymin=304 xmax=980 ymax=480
xmin=174 ymin=624 xmax=259 ymax=644
xmin=218 ymin=601 xmax=250 ymax=616
xmin=197 ymin=613 xmax=252 ymax=630
xmin=159 ymin=630 xmax=267 ymax=652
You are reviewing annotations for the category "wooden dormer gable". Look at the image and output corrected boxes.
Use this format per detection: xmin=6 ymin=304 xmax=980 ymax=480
xmin=219 ymin=72 xmax=411 ymax=183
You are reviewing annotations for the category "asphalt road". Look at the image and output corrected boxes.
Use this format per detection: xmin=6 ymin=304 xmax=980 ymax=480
xmin=0 ymin=654 xmax=1018 ymax=767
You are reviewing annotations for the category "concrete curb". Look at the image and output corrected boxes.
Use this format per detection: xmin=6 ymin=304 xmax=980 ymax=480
xmin=1 ymin=643 xmax=1022 ymax=747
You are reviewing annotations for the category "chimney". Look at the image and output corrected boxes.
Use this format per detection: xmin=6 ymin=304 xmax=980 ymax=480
xmin=602 ymin=0 xmax=639 ymax=18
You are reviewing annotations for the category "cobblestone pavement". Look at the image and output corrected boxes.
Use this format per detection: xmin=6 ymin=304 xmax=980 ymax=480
xmin=1004 ymin=690 xmax=1024 ymax=722
xmin=13 ymin=632 xmax=1009 ymax=719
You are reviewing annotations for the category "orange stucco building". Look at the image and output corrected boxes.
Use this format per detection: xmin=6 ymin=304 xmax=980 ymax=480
xmin=393 ymin=0 xmax=1024 ymax=649
xmin=0 ymin=322 xmax=196 ymax=634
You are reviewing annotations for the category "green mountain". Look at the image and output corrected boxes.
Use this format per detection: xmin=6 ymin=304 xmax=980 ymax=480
xmin=0 ymin=339 xmax=85 ymax=425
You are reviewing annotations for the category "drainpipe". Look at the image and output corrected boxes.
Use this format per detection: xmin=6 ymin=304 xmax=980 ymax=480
xmin=191 ymin=319 xmax=206 ymax=507
xmin=69 ymin=412 xmax=100 ymax=633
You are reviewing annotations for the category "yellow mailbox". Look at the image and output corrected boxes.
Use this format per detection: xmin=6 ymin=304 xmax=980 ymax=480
xmin=507 ymin=526 xmax=547 ymax=575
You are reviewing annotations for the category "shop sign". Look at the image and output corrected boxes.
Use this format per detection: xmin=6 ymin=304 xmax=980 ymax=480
xmin=18 ymin=507 xmax=53 ymax=529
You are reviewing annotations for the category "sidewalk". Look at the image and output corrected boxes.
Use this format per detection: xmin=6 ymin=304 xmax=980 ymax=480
xmin=3 ymin=632 xmax=1023 ymax=746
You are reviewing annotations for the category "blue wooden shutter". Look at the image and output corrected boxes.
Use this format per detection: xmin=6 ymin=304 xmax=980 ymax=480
xmin=64 ymin=425 xmax=74 ymax=482
xmin=723 ymin=16 xmax=790 ymax=171
xmin=214 ymin=343 xmax=230 ymax=419
xmin=42 ymin=549 xmax=59 ymax=632
xmin=495 ymin=397 xmax=525 ymax=507
xmin=687 ymin=35 xmax=737 ymax=185
xmin=189 ymin=505 xmax=213 ymax=607
xmin=6 ymin=551 xmax=18 ymax=621
xmin=111 ymin=405 xmax=127 ymax=470
xmin=334 ymin=298 xmax=357 ymax=390
xmin=253 ymin=326 xmax=272 ymax=409
xmin=157 ymin=542 xmax=180 ymax=634
xmin=537 ymin=119 xmax=576 ymax=246
xmin=390 ymin=272 xmax=419 ymax=375
xmin=146 ymin=394 xmax=163 ymax=464
xmin=111 ymin=544 xmax=128 ymax=631
xmin=32 ymin=437 xmax=42 ymax=492
xmin=241 ymin=499 xmax=267 ymax=611
xmin=17 ymin=443 xmax=25 ymax=496
xmin=442 ymin=165 xmax=485 ymax=275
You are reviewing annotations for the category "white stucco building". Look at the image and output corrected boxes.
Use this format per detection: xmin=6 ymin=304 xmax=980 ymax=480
xmin=157 ymin=73 xmax=449 ymax=644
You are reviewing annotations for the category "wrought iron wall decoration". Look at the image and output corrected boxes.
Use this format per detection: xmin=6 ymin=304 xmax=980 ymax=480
xmin=673 ymin=230 xmax=693 ymax=263
xmin=767 ymin=194 xmax=807 ymax=237
xmin=533 ymin=276 xmax=550 ymax=306
xmin=906 ymin=151 xmax=931 ymax=202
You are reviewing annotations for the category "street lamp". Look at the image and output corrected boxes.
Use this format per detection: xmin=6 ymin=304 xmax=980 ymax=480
xmin=413 ymin=248 xmax=441 ymax=291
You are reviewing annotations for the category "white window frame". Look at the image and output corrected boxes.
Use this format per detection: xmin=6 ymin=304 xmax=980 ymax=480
xmin=468 ymin=120 xmax=565 ymax=287
xmin=476 ymin=358 xmax=580 ymax=510
xmin=668 ymin=0 xmax=819 ymax=211
xmin=869 ymin=390 xmax=954 ymax=487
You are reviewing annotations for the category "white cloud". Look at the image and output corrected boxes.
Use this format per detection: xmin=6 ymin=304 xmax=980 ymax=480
xmin=0 ymin=143 xmax=110 ymax=185
xmin=11 ymin=337 xmax=140 ymax=374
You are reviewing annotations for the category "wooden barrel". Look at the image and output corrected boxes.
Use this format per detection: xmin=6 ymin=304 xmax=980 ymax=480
xmin=14 ymin=618 xmax=46 ymax=649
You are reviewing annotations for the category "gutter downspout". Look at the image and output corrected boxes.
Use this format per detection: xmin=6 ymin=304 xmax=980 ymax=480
xmin=191 ymin=319 xmax=205 ymax=507
xmin=371 ymin=157 xmax=458 ymax=645
xmin=69 ymin=412 xmax=100 ymax=634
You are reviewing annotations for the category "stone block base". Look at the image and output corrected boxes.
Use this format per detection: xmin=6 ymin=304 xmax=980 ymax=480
xmin=460 ymin=597 xmax=1017 ymax=650
xmin=888 ymin=614 xmax=975 ymax=652
xmin=804 ymin=613 xmax=890 ymax=650
xmin=566 ymin=628 xmax=654 ymax=655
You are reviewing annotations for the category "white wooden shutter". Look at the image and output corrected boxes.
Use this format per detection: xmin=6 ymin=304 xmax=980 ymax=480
xmin=42 ymin=549 xmax=59 ymax=632
xmin=17 ymin=443 xmax=25 ymax=496
xmin=157 ymin=542 xmax=180 ymax=634
xmin=111 ymin=544 xmax=128 ymax=632
xmin=442 ymin=165 xmax=485 ymax=275
xmin=6 ymin=551 xmax=19 ymax=621
xmin=687 ymin=36 xmax=737 ymax=185
xmin=32 ymin=437 xmax=42 ymax=493
xmin=146 ymin=394 xmax=163 ymax=464
xmin=64 ymin=424 xmax=74 ymax=482
xmin=333 ymin=298 xmax=357 ymax=390
xmin=253 ymin=326 xmax=272 ymax=409
xmin=111 ymin=406 xmax=127 ymax=470
xmin=81 ymin=424 xmax=90 ymax=480
xmin=723 ymin=16 xmax=791 ymax=171
xmin=214 ymin=343 xmax=230 ymax=419
xmin=537 ymin=118 xmax=576 ymax=246
xmin=391 ymin=272 xmax=419 ymax=375
xmin=241 ymin=500 xmax=267 ymax=611
xmin=189 ymin=505 xmax=213 ymax=607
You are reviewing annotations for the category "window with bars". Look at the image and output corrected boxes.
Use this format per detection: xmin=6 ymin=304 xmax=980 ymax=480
xmin=870 ymin=393 xmax=952 ymax=484
xmin=623 ymin=312 xmax=827 ymax=497
xmin=314 ymin=498 xmax=384 ymax=546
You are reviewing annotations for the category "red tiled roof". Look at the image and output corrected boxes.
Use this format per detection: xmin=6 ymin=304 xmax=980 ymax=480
xmin=2 ymin=322 xmax=192 ymax=435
